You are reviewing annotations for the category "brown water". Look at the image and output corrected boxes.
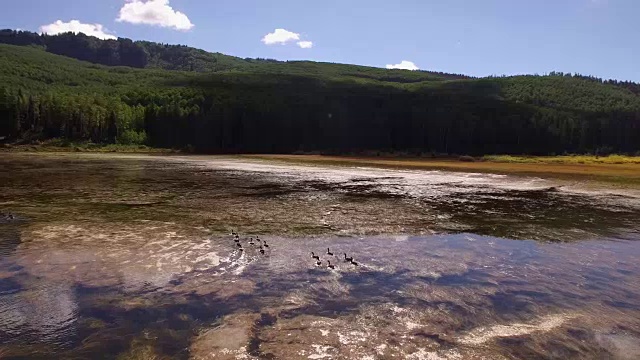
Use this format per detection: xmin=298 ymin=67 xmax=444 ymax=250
xmin=0 ymin=153 xmax=639 ymax=359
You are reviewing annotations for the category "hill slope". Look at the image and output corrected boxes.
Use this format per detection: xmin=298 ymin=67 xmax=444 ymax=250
xmin=1 ymin=37 xmax=639 ymax=155
xmin=0 ymin=29 xmax=471 ymax=83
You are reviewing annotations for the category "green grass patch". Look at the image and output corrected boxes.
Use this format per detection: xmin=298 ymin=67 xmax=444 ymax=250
xmin=2 ymin=138 xmax=177 ymax=153
xmin=483 ymin=155 xmax=640 ymax=165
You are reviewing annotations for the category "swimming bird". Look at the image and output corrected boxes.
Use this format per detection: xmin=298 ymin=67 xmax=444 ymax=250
xmin=236 ymin=242 xmax=242 ymax=248
xmin=327 ymin=248 xmax=333 ymax=256
xmin=263 ymin=241 xmax=269 ymax=248
xmin=327 ymin=260 xmax=335 ymax=269
xmin=316 ymin=260 xmax=322 ymax=266
xmin=234 ymin=238 xmax=240 ymax=243
xmin=311 ymin=252 xmax=320 ymax=260
xmin=256 ymin=236 xmax=261 ymax=242
xmin=343 ymin=253 xmax=353 ymax=262
xmin=249 ymin=237 xmax=255 ymax=245
xmin=259 ymin=246 xmax=265 ymax=255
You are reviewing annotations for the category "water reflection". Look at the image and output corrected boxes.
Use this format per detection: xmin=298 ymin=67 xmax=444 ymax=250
xmin=0 ymin=231 xmax=639 ymax=358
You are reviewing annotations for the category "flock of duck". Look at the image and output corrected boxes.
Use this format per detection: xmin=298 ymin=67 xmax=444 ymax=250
xmin=1 ymin=212 xmax=16 ymax=222
xmin=229 ymin=230 xmax=359 ymax=270
xmin=230 ymin=231 xmax=269 ymax=255
xmin=311 ymin=248 xmax=359 ymax=269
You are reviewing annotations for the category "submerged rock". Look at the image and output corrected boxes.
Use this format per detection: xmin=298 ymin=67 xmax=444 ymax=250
xmin=190 ymin=313 xmax=261 ymax=360
xmin=115 ymin=338 xmax=169 ymax=360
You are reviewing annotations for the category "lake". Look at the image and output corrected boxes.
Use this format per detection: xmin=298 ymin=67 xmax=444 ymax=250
xmin=1 ymin=153 xmax=639 ymax=359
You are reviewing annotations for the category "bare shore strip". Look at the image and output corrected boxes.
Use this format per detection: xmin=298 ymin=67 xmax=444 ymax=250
xmin=247 ymin=154 xmax=640 ymax=186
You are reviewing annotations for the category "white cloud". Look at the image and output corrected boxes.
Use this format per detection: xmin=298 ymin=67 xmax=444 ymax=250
xmin=117 ymin=0 xmax=194 ymax=31
xmin=262 ymin=28 xmax=300 ymax=45
xmin=297 ymin=41 xmax=313 ymax=49
xmin=39 ymin=20 xmax=116 ymax=40
xmin=386 ymin=60 xmax=419 ymax=71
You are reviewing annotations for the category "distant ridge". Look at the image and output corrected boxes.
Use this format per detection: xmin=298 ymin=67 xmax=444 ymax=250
xmin=0 ymin=29 xmax=470 ymax=82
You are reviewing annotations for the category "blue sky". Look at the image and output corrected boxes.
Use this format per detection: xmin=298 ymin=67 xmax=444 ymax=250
xmin=1 ymin=0 xmax=639 ymax=81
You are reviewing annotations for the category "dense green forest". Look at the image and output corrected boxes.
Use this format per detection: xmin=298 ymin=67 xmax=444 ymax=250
xmin=1 ymin=30 xmax=639 ymax=155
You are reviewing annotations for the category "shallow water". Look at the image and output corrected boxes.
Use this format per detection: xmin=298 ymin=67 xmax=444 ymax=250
xmin=0 ymin=153 xmax=639 ymax=359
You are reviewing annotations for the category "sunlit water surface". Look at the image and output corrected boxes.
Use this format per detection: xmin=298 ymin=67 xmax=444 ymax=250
xmin=0 ymin=153 xmax=639 ymax=359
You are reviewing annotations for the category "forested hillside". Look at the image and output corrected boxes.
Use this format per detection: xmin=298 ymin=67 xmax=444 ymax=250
xmin=0 ymin=30 xmax=469 ymax=82
xmin=1 ymin=31 xmax=639 ymax=155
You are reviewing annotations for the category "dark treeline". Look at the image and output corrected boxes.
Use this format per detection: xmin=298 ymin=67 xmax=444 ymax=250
xmin=0 ymin=29 xmax=230 ymax=71
xmin=1 ymin=36 xmax=640 ymax=155
xmin=2 ymin=75 xmax=638 ymax=155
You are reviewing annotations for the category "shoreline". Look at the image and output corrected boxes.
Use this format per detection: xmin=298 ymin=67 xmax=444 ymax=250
xmin=1 ymin=144 xmax=178 ymax=154
xmin=3 ymin=149 xmax=639 ymax=186
xmin=245 ymin=154 xmax=640 ymax=187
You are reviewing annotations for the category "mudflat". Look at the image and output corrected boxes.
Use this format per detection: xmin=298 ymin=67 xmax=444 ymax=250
xmin=250 ymin=154 xmax=640 ymax=186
